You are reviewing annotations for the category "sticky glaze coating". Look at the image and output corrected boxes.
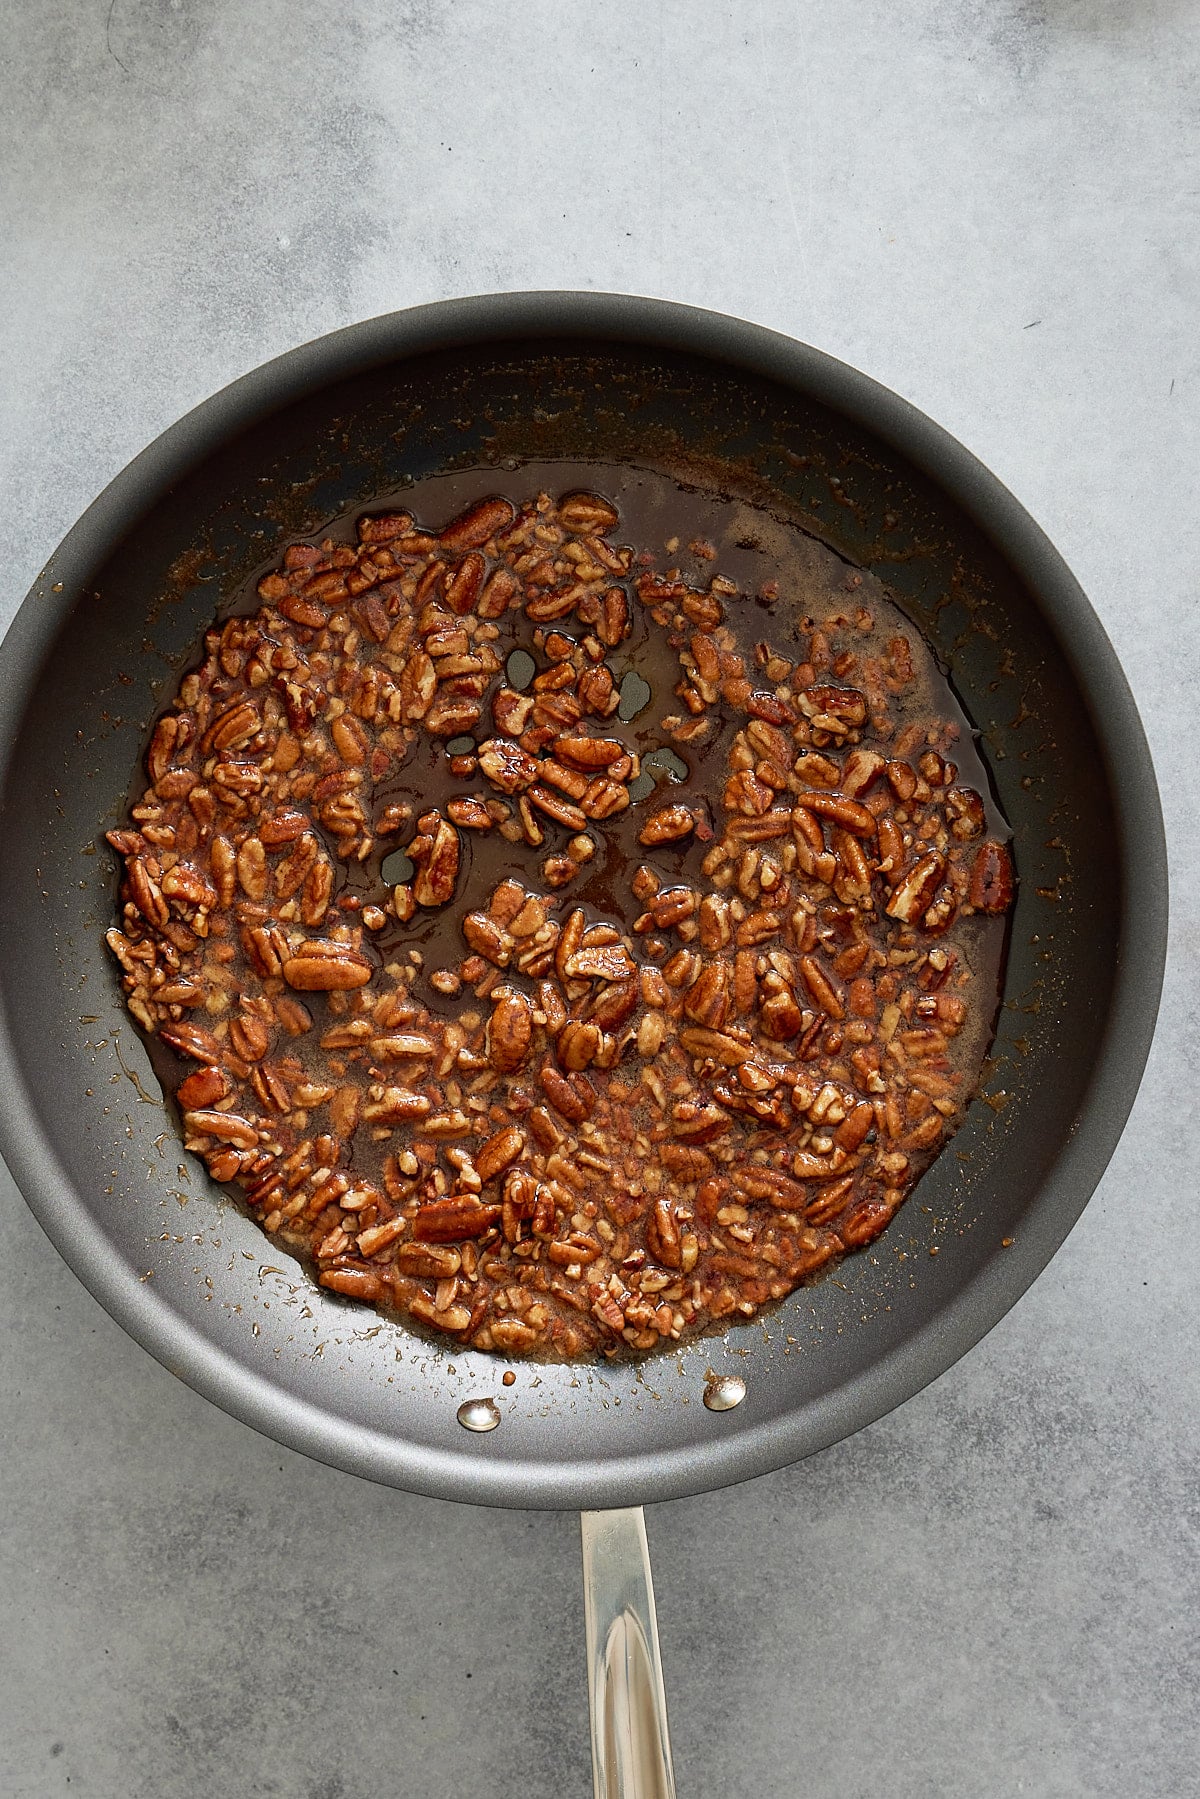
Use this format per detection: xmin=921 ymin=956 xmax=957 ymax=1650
xmin=106 ymin=485 xmax=1013 ymax=1359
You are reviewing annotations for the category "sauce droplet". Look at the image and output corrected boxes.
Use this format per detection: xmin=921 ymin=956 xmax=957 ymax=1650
xmin=505 ymin=648 xmax=536 ymax=691
xmin=617 ymin=669 xmax=652 ymax=721
xmin=643 ymin=745 xmax=688 ymax=783
xmin=627 ymin=744 xmax=691 ymax=804
xmin=703 ymin=1374 xmax=746 ymax=1412
xmin=380 ymin=848 xmax=414 ymax=885
xmin=457 ymin=1396 xmax=501 ymax=1432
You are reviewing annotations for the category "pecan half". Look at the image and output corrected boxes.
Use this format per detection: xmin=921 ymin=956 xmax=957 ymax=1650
xmin=412 ymin=816 xmax=460 ymax=907
xmin=487 ymin=990 xmax=533 ymax=1072
xmin=412 ymin=1197 xmax=503 ymax=1242
xmin=559 ymin=492 xmax=619 ymax=534
xmin=968 ymin=840 xmax=1014 ymax=912
xmin=283 ymin=944 xmax=373 ymax=991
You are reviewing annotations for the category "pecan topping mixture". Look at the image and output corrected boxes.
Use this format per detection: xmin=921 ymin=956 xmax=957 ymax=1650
xmin=107 ymin=487 xmax=1013 ymax=1359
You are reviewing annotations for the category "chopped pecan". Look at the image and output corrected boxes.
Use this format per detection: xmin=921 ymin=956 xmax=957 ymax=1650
xmin=798 ymin=685 xmax=867 ymax=732
xmin=559 ymin=492 xmax=620 ymax=534
xmin=447 ymin=795 xmax=493 ymax=830
xmin=886 ymin=852 xmax=946 ymax=924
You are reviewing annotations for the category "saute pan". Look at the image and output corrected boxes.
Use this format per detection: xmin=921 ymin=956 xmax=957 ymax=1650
xmin=0 ymin=294 xmax=1166 ymax=1796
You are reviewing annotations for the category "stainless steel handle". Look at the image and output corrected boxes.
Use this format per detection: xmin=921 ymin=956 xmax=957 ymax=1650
xmin=580 ymin=1507 xmax=677 ymax=1799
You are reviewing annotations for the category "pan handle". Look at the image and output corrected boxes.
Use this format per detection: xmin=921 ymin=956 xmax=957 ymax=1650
xmin=580 ymin=1506 xmax=677 ymax=1799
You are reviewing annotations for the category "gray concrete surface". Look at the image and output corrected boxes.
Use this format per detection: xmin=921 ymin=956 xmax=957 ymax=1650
xmin=1 ymin=3 xmax=1197 ymax=1794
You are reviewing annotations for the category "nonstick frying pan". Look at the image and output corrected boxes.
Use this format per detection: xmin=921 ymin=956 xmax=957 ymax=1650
xmin=0 ymin=294 xmax=1166 ymax=1796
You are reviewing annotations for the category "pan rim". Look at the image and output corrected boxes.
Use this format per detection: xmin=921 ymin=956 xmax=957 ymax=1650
xmin=0 ymin=291 xmax=1168 ymax=1508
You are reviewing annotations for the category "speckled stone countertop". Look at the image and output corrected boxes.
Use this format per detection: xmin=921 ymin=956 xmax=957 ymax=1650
xmin=1 ymin=5 xmax=1195 ymax=1796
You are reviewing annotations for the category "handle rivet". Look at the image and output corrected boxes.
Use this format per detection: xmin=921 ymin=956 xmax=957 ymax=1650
xmin=457 ymin=1397 xmax=501 ymax=1432
xmin=703 ymin=1374 xmax=746 ymax=1412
